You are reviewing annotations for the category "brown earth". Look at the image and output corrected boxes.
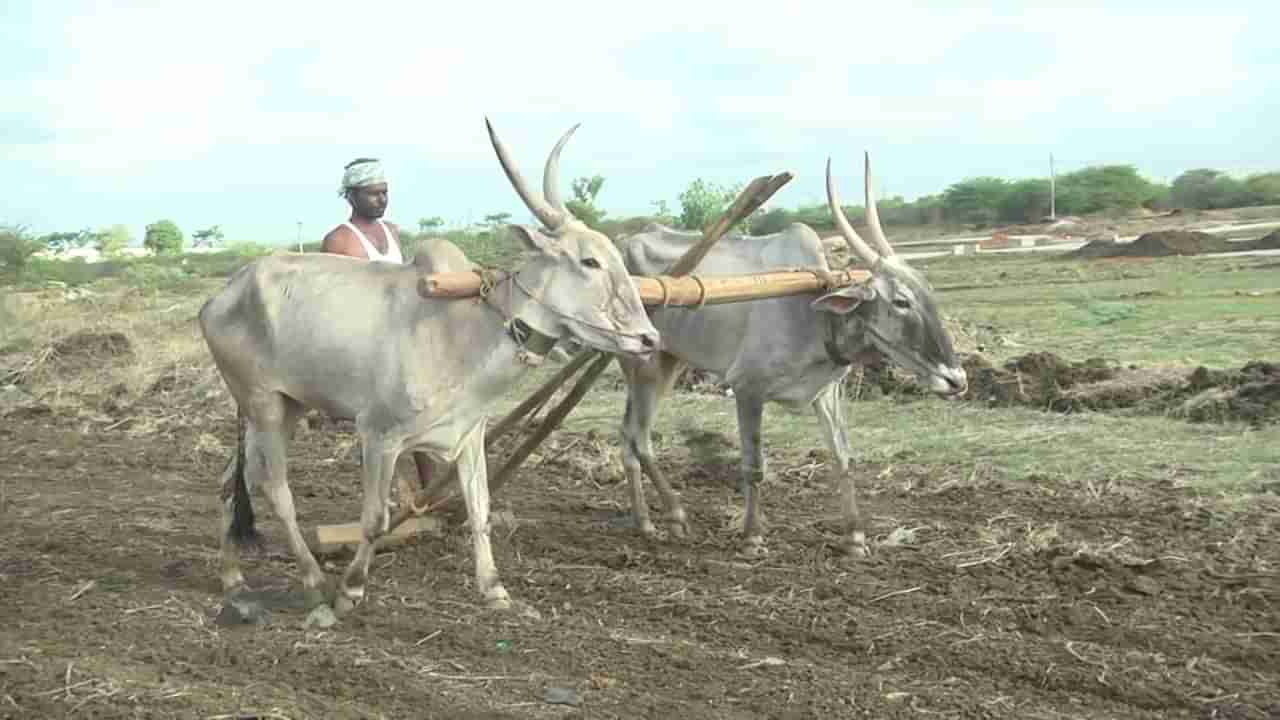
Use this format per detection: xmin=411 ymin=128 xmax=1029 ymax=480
xmin=675 ymin=349 xmax=1280 ymax=427
xmin=958 ymin=353 xmax=1280 ymax=426
xmin=1067 ymin=229 xmax=1280 ymax=260
xmin=2 ymin=343 xmax=1280 ymax=718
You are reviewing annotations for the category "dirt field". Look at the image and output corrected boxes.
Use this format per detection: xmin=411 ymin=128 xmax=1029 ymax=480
xmin=3 ymin=230 xmax=1279 ymax=718
xmin=3 ymin=380 xmax=1278 ymax=719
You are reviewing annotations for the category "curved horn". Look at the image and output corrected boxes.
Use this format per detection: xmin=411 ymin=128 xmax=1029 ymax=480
xmin=827 ymin=157 xmax=882 ymax=268
xmin=484 ymin=117 xmax=565 ymax=230
xmin=543 ymin=123 xmax=581 ymax=217
xmin=863 ymin=151 xmax=895 ymax=257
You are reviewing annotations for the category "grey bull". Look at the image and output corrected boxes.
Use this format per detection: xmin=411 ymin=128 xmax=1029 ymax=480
xmin=198 ymin=119 xmax=659 ymax=615
xmin=615 ymin=154 xmax=967 ymax=556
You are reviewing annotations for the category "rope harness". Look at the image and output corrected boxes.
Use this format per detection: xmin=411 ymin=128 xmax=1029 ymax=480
xmin=471 ymin=266 xmax=649 ymax=367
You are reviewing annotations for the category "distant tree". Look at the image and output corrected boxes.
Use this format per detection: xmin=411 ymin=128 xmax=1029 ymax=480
xmin=1245 ymin=172 xmax=1280 ymax=206
xmin=1054 ymin=165 xmax=1164 ymax=214
xmin=40 ymin=229 xmax=95 ymax=254
xmin=999 ymin=179 xmax=1052 ymax=223
xmin=677 ymin=178 xmax=742 ymax=232
xmin=96 ymin=225 xmax=131 ymax=258
xmin=943 ymin=177 xmax=1008 ymax=225
xmin=144 ymin=219 xmax=184 ymax=256
xmin=1170 ymin=168 xmax=1254 ymax=210
xmin=566 ymin=175 xmax=607 ymax=229
xmin=0 ymin=225 xmax=43 ymax=275
xmin=417 ymin=216 xmax=444 ymax=233
xmin=191 ymin=225 xmax=224 ymax=248
xmin=751 ymin=207 xmax=794 ymax=235
xmin=650 ymin=199 xmax=676 ymax=225
xmin=482 ymin=212 xmax=512 ymax=229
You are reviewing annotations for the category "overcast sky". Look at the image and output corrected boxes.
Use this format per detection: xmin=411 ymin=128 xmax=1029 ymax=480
xmin=3 ymin=1 xmax=1277 ymax=245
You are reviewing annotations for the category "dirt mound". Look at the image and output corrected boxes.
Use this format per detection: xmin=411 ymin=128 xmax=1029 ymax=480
xmin=958 ymin=352 xmax=1280 ymax=426
xmin=1178 ymin=361 xmax=1280 ymax=425
xmin=1068 ymin=230 xmax=1232 ymax=259
xmin=961 ymin=352 xmax=1119 ymax=408
xmin=48 ymin=330 xmax=134 ymax=375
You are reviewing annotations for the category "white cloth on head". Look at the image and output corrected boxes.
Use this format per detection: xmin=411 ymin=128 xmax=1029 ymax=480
xmin=339 ymin=160 xmax=386 ymax=195
xmin=342 ymin=220 xmax=403 ymax=264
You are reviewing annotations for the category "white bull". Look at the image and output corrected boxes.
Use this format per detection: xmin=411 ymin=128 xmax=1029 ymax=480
xmin=198 ymin=120 xmax=659 ymax=616
xmin=615 ymin=155 xmax=967 ymax=556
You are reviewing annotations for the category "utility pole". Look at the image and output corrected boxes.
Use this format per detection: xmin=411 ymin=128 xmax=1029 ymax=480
xmin=1049 ymin=153 xmax=1056 ymax=220
xmin=297 ymin=221 xmax=303 ymax=253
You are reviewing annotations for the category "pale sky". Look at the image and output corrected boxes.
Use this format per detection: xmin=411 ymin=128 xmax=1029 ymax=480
xmin=3 ymin=1 xmax=1277 ymax=246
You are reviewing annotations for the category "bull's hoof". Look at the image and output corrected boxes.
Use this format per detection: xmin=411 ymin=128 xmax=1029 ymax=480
xmin=736 ymin=537 xmax=769 ymax=559
xmin=665 ymin=519 xmax=692 ymax=541
xmin=484 ymin=586 xmax=513 ymax=611
xmin=334 ymin=593 xmax=361 ymax=616
xmin=839 ymin=530 xmax=871 ymax=559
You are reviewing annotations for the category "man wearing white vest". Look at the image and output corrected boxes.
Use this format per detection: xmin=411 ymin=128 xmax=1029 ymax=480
xmin=322 ymin=157 xmax=437 ymax=508
xmin=322 ymin=158 xmax=405 ymax=262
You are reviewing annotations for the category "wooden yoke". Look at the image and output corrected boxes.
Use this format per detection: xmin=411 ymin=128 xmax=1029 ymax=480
xmin=366 ymin=172 xmax=797 ymax=546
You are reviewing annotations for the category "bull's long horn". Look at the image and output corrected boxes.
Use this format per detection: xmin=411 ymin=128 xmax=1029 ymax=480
xmin=543 ymin=123 xmax=581 ymax=217
xmin=827 ymin=158 xmax=882 ymax=268
xmin=484 ymin=117 xmax=565 ymax=230
xmin=863 ymin=151 xmax=895 ymax=257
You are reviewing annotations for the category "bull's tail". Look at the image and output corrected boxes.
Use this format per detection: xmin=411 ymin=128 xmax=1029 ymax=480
xmin=223 ymin=408 xmax=261 ymax=548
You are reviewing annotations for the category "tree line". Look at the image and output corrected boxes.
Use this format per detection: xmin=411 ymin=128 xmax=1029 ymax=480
xmin=6 ymin=164 xmax=1277 ymax=277
xmin=409 ymin=164 xmax=1280 ymax=242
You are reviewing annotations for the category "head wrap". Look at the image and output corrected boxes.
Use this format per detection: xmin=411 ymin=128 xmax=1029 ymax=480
xmin=339 ymin=158 xmax=386 ymax=196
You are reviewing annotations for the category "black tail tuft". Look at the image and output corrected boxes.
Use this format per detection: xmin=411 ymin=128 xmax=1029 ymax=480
xmin=225 ymin=409 xmax=261 ymax=549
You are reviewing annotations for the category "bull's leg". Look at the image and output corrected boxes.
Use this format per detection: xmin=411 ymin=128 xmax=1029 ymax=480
xmin=735 ymin=393 xmax=768 ymax=557
xmin=336 ymin=433 xmax=399 ymax=614
xmin=454 ymin=424 xmax=510 ymax=610
xmin=245 ymin=396 xmax=327 ymax=602
xmin=619 ymin=354 xmax=689 ymax=539
xmin=814 ymin=381 xmax=867 ymax=556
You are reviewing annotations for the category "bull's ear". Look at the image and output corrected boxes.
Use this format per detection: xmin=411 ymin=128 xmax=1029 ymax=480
xmin=811 ymin=283 xmax=876 ymax=315
xmin=508 ymin=224 xmax=562 ymax=254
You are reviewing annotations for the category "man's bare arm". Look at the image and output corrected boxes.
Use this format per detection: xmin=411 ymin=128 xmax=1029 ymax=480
xmin=321 ymin=227 xmax=367 ymax=258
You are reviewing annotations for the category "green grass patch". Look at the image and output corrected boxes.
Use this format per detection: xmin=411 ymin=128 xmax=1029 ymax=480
xmin=919 ymin=253 xmax=1278 ymax=367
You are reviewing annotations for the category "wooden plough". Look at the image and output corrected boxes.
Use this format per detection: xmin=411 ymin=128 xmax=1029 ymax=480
xmin=307 ymin=170 xmax=872 ymax=555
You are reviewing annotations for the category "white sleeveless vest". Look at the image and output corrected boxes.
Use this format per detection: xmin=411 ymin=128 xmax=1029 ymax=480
xmin=342 ymin=220 xmax=403 ymax=264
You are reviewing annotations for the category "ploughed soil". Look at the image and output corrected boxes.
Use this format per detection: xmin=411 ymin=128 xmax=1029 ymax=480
xmin=2 ymin=342 xmax=1279 ymax=718
xmin=941 ymin=353 xmax=1278 ymax=427
xmin=682 ymin=351 xmax=1280 ymax=428
xmin=1066 ymin=229 xmax=1280 ymax=259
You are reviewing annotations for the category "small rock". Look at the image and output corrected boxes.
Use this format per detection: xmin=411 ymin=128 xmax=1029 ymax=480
xmin=543 ymin=686 xmax=580 ymax=706
xmin=215 ymin=598 xmax=269 ymax=627
xmin=304 ymin=604 xmax=339 ymax=629
xmin=1126 ymin=576 xmax=1161 ymax=596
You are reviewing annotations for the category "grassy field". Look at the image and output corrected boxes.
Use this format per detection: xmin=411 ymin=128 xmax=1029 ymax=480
xmin=3 ymin=240 xmax=1278 ymax=494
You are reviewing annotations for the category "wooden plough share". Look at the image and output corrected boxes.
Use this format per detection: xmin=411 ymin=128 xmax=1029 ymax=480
xmin=308 ymin=171 xmax=873 ymax=554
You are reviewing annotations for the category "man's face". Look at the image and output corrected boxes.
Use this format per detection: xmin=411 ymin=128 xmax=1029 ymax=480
xmin=347 ymin=182 xmax=389 ymax=219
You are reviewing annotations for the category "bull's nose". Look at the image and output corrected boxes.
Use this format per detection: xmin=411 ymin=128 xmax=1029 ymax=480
xmin=640 ymin=333 xmax=658 ymax=350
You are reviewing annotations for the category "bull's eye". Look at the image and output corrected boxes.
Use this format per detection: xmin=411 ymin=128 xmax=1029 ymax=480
xmin=581 ymin=257 xmax=601 ymax=269
xmin=892 ymin=298 xmax=912 ymax=310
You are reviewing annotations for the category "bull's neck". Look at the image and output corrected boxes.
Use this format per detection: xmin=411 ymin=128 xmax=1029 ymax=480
xmin=430 ymin=270 xmax=561 ymax=403
xmin=820 ymin=314 xmax=877 ymax=368
xmin=485 ymin=270 xmax=561 ymax=357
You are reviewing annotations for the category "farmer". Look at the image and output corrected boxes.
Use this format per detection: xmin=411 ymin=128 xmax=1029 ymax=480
xmin=321 ymin=158 xmax=438 ymax=506
xmin=321 ymin=157 xmax=405 ymax=262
